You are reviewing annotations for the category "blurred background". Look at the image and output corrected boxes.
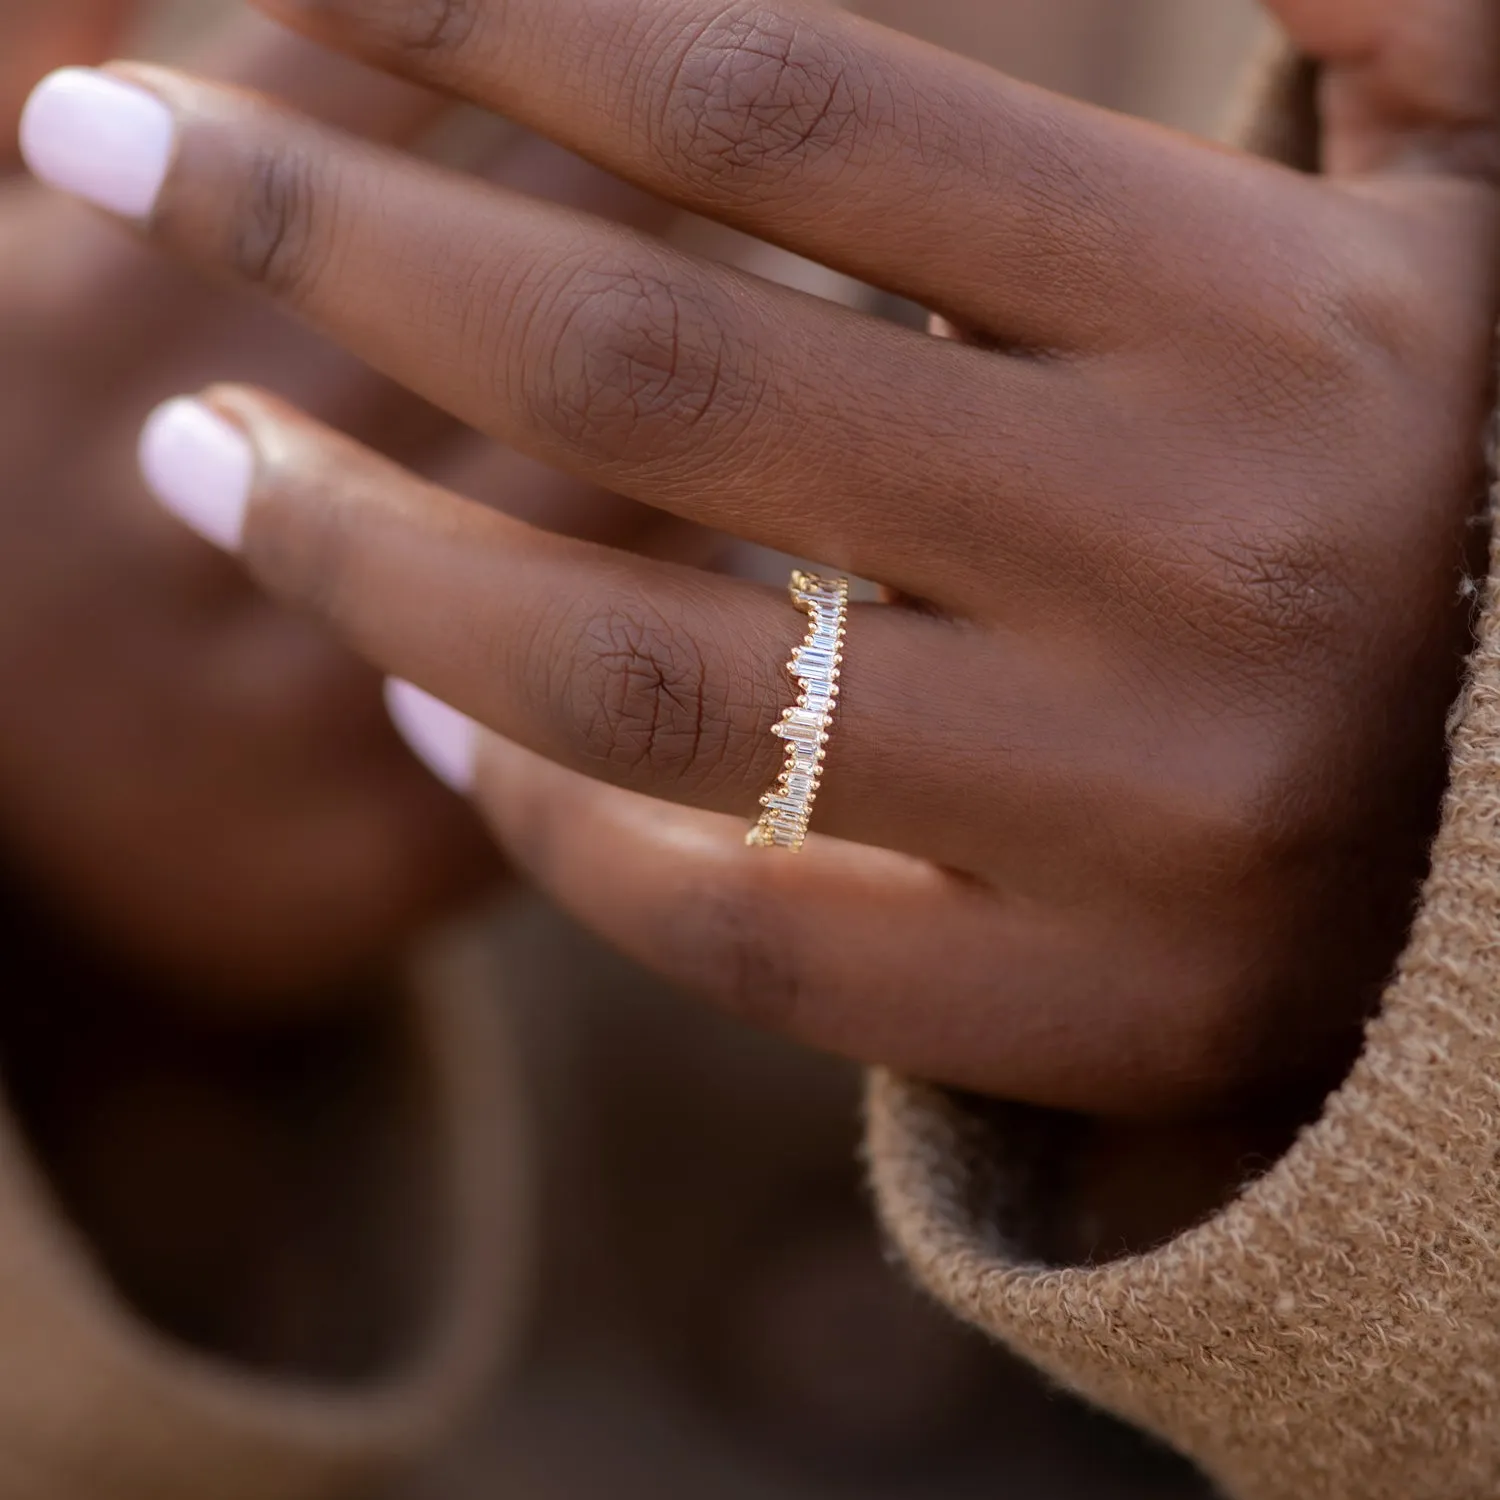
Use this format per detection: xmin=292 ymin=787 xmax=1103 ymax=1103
xmin=143 ymin=0 xmax=1262 ymax=131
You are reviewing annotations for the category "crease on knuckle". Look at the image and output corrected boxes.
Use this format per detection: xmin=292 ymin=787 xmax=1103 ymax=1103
xmin=659 ymin=5 xmax=875 ymax=200
xmin=529 ymin=261 xmax=744 ymax=465
xmin=563 ymin=596 xmax=719 ymax=783
xmin=1121 ymin=500 xmax=1355 ymax=678
xmin=243 ymin=482 xmax=357 ymax=623
xmin=1197 ymin=518 xmax=1356 ymax=667
xmin=663 ymin=876 xmax=804 ymax=1034
xmin=231 ymin=144 xmax=325 ymax=301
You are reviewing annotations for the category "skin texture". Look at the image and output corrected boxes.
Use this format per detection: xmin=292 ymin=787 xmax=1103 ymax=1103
xmin=0 ymin=6 xmax=692 ymax=1008
xmin=50 ymin=0 xmax=1500 ymax=1110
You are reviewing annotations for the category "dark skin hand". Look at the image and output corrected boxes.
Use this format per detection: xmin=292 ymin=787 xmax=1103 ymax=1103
xmin=0 ymin=5 xmax=695 ymax=1010
xmin=24 ymin=0 xmax=1500 ymax=1110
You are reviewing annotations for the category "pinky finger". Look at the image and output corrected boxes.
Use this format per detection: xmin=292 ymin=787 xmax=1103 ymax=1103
xmin=398 ymin=708 xmax=1216 ymax=1116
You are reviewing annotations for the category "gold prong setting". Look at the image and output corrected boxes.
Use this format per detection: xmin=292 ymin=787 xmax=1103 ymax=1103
xmin=747 ymin=571 xmax=849 ymax=852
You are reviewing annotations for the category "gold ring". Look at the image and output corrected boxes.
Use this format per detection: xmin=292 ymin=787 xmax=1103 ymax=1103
xmin=747 ymin=570 xmax=849 ymax=852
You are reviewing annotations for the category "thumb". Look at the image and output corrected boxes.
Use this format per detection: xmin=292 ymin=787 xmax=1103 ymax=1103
xmin=1262 ymin=0 xmax=1500 ymax=179
xmin=0 ymin=0 xmax=137 ymax=165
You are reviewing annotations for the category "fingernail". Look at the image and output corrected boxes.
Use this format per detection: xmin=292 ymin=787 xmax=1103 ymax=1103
xmin=19 ymin=68 xmax=175 ymax=219
xmin=385 ymin=680 xmax=479 ymax=794
xmin=138 ymin=398 xmax=254 ymax=552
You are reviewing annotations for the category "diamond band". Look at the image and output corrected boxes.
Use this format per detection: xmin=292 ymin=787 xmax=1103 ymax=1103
xmin=747 ymin=570 xmax=849 ymax=852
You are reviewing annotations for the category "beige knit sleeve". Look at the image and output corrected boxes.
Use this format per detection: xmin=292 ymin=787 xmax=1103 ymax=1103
xmin=0 ymin=924 xmax=530 ymax=1500
xmin=868 ymin=661 xmax=1500 ymax=1500
xmin=866 ymin=42 xmax=1500 ymax=1500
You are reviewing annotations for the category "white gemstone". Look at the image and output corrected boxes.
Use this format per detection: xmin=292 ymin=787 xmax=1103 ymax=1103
xmin=793 ymin=647 xmax=834 ymax=678
xmin=775 ymin=708 xmax=824 ymax=746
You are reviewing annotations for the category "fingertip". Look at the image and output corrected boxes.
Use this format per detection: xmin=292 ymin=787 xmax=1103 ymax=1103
xmin=19 ymin=66 xmax=175 ymax=218
xmin=385 ymin=679 xmax=479 ymax=795
xmin=138 ymin=396 xmax=254 ymax=552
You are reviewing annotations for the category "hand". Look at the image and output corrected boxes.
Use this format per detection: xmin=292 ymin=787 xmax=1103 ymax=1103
xmin=0 ymin=7 xmax=692 ymax=1007
xmin=23 ymin=0 xmax=1498 ymax=1107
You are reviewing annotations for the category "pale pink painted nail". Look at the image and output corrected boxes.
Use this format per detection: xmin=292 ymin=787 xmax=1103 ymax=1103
xmin=138 ymin=399 xmax=254 ymax=552
xmin=19 ymin=68 xmax=176 ymax=219
xmin=385 ymin=680 xmax=479 ymax=794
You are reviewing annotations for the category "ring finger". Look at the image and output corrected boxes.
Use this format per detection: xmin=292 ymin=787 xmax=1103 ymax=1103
xmin=138 ymin=386 xmax=1127 ymax=875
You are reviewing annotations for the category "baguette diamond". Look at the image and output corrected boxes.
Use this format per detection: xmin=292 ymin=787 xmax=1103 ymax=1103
xmin=747 ymin=571 xmax=849 ymax=852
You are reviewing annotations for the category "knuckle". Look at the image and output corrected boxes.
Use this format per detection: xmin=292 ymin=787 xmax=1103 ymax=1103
xmin=528 ymin=261 xmax=750 ymax=465
xmin=1296 ymin=223 xmax=1436 ymax=372
xmin=291 ymin=0 xmax=481 ymax=58
xmin=659 ymin=5 xmax=875 ymax=200
xmin=1136 ymin=802 xmax=1362 ymax=1108
xmin=663 ymin=875 xmax=805 ymax=1033
xmin=1152 ymin=510 xmax=1361 ymax=676
xmin=1205 ymin=522 xmax=1352 ymax=656
xmin=560 ymin=595 xmax=725 ymax=784
xmin=1136 ymin=702 xmax=1357 ymax=971
xmin=230 ymin=144 xmax=325 ymax=301
xmin=1110 ymin=804 xmax=1295 ymax=1101
xmin=1152 ymin=760 xmax=1296 ymax=903
xmin=242 ymin=482 xmax=359 ymax=622
xmin=1220 ymin=225 xmax=1432 ymax=415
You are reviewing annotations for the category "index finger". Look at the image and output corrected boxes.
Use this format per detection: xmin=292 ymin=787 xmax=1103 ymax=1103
xmin=248 ymin=0 xmax=1298 ymax=350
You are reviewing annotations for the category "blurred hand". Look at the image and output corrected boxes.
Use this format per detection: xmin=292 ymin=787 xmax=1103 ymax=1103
xmin=20 ymin=0 xmax=1500 ymax=1107
xmin=0 ymin=6 xmax=692 ymax=1008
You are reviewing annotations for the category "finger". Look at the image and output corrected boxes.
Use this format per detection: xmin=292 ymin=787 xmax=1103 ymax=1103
xmin=134 ymin=387 xmax=1036 ymax=871
xmin=247 ymin=0 xmax=1309 ymax=350
xmin=1265 ymin=0 xmax=1500 ymax=180
xmin=19 ymin=67 xmax=1089 ymax=608
xmin=446 ymin=732 xmax=1242 ymax=1116
xmin=282 ymin=134 xmax=693 ymax=515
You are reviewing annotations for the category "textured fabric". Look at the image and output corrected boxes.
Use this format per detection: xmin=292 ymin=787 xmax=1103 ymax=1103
xmin=0 ymin=926 xmax=530 ymax=1500
xmin=867 ymin=42 xmax=1500 ymax=1500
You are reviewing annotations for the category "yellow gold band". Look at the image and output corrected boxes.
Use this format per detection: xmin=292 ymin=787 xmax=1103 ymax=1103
xmin=746 ymin=570 xmax=849 ymax=852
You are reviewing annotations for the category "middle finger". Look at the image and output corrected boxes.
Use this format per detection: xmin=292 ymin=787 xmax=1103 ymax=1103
xmin=25 ymin=67 xmax=1096 ymax=609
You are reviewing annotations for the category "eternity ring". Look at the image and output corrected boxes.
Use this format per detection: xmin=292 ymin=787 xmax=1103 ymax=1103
xmin=746 ymin=570 xmax=850 ymax=852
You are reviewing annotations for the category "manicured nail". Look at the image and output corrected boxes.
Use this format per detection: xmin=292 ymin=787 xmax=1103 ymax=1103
xmin=138 ymin=398 xmax=254 ymax=552
xmin=19 ymin=68 xmax=175 ymax=219
xmin=385 ymin=680 xmax=478 ymax=794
